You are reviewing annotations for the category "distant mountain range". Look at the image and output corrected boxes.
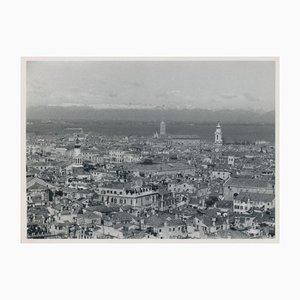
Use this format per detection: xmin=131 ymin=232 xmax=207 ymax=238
xmin=27 ymin=105 xmax=275 ymax=124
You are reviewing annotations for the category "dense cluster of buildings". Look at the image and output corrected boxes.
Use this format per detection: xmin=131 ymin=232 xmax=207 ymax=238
xmin=26 ymin=121 xmax=276 ymax=239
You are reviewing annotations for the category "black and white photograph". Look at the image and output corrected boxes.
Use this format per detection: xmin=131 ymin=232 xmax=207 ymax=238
xmin=4 ymin=1 xmax=300 ymax=300
xmin=23 ymin=58 xmax=278 ymax=241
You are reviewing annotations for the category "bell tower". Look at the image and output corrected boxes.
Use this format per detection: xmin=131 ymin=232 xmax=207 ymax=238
xmin=73 ymin=136 xmax=83 ymax=166
xmin=160 ymin=120 xmax=166 ymax=136
xmin=214 ymin=122 xmax=223 ymax=145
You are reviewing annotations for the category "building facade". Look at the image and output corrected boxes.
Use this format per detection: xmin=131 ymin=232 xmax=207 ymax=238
xmin=223 ymin=177 xmax=274 ymax=200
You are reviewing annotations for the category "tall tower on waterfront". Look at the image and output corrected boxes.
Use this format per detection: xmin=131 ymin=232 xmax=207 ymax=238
xmin=73 ymin=136 xmax=83 ymax=166
xmin=214 ymin=122 xmax=223 ymax=145
xmin=160 ymin=120 xmax=166 ymax=136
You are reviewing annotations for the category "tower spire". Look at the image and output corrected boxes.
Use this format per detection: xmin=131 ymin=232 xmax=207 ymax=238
xmin=160 ymin=120 xmax=166 ymax=136
xmin=214 ymin=121 xmax=223 ymax=145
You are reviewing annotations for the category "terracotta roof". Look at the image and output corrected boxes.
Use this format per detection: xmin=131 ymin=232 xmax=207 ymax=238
xmin=112 ymin=212 xmax=134 ymax=222
xmin=144 ymin=215 xmax=165 ymax=227
xmin=235 ymin=192 xmax=274 ymax=203
xmin=27 ymin=182 xmax=48 ymax=190
xmin=86 ymin=205 xmax=119 ymax=214
xmin=224 ymin=177 xmax=273 ymax=188
xmin=215 ymin=200 xmax=233 ymax=209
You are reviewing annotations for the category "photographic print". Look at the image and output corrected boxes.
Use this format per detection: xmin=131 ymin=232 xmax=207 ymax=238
xmin=22 ymin=58 xmax=278 ymax=241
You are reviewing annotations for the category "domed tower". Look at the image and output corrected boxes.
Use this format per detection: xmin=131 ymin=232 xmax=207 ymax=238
xmin=160 ymin=120 xmax=166 ymax=136
xmin=73 ymin=136 xmax=83 ymax=166
xmin=214 ymin=122 xmax=223 ymax=145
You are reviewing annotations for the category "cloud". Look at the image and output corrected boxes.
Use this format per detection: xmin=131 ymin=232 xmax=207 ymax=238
xmin=220 ymin=94 xmax=238 ymax=99
xmin=243 ymin=93 xmax=260 ymax=102
xmin=168 ymin=90 xmax=181 ymax=96
xmin=210 ymin=98 xmax=218 ymax=104
xmin=156 ymin=90 xmax=194 ymax=101
xmin=123 ymin=80 xmax=142 ymax=88
xmin=70 ymin=86 xmax=80 ymax=92
xmin=156 ymin=92 xmax=169 ymax=99
xmin=131 ymin=81 xmax=141 ymax=87
xmin=108 ymin=91 xmax=118 ymax=98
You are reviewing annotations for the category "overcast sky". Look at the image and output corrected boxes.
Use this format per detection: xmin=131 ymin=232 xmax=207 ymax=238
xmin=27 ymin=60 xmax=275 ymax=111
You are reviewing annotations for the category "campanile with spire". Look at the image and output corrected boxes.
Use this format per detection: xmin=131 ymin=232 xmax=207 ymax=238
xmin=73 ymin=135 xmax=83 ymax=166
xmin=214 ymin=121 xmax=223 ymax=145
xmin=160 ymin=120 xmax=166 ymax=136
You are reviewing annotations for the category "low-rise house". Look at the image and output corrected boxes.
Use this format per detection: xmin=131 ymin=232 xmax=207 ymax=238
xmin=123 ymin=151 xmax=141 ymax=163
xmin=109 ymin=149 xmax=126 ymax=163
xmin=27 ymin=177 xmax=54 ymax=207
xmin=168 ymin=182 xmax=196 ymax=194
xmin=233 ymin=192 xmax=275 ymax=214
xmin=91 ymin=225 xmax=124 ymax=239
xmin=75 ymin=189 xmax=96 ymax=199
xmin=157 ymin=189 xmax=176 ymax=211
xmin=110 ymin=212 xmax=138 ymax=225
xmin=91 ymin=169 xmax=108 ymax=181
xmin=193 ymin=209 xmax=230 ymax=234
xmin=223 ymin=177 xmax=274 ymax=200
xmin=214 ymin=200 xmax=233 ymax=213
xmin=76 ymin=211 xmax=102 ymax=226
xmin=49 ymin=222 xmax=73 ymax=238
xmin=27 ymin=206 xmax=52 ymax=225
xmin=142 ymin=215 xmax=188 ymax=239
xmin=55 ymin=209 xmax=77 ymax=223
xmin=196 ymin=182 xmax=209 ymax=197
xmin=234 ymin=214 xmax=257 ymax=229
xmin=211 ymin=169 xmax=231 ymax=181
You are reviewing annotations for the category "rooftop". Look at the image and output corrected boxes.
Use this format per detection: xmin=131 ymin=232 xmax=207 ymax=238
xmin=235 ymin=192 xmax=275 ymax=203
xmin=224 ymin=177 xmax=273 ymax=188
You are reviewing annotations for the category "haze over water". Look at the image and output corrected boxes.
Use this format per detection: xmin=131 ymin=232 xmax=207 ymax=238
xmin=27 ymin=121 xmax=275 ymax=143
